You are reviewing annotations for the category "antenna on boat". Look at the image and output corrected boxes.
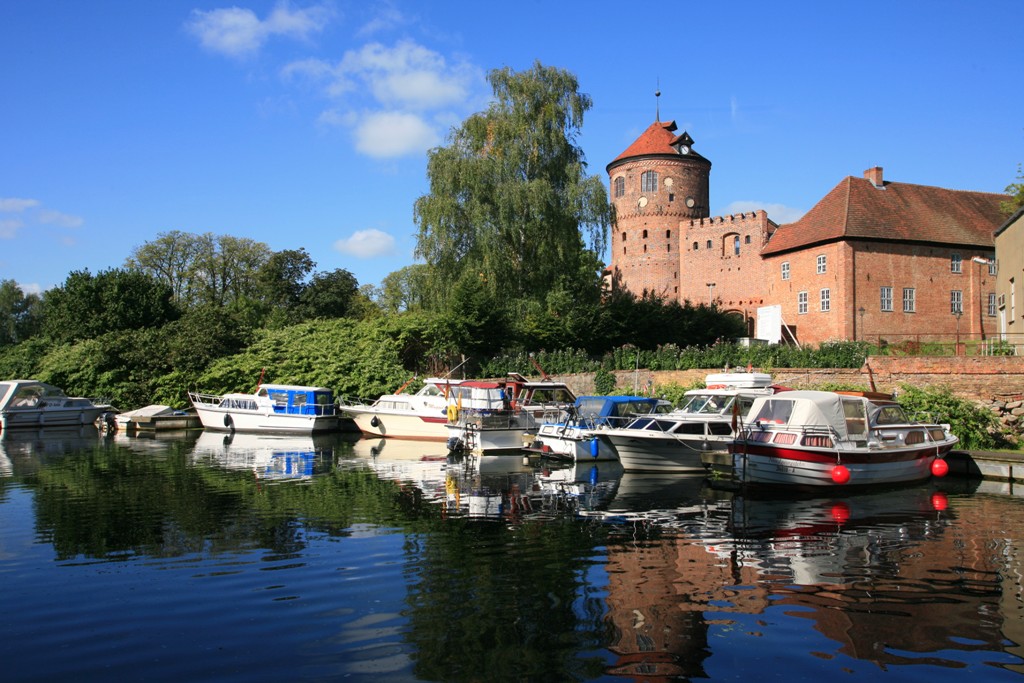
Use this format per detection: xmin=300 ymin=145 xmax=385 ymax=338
xmin=528 ymin=352 xmax=549 ymax=380
xmin=443 ymin=356 xmax=471 ymax=380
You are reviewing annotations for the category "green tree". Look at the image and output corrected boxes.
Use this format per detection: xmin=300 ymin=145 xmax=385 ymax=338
xmin=126 ymin=230 xmax=203 ymax=305
xmin=254 ymin=248 xmax=315 ymax=327
xmin=0 ymin=279 xmax=43 ymax=347
xmin=126 ymin=231 xmax=272 ymax=310
xmin=298 ymin=268 xmax=360 ymax=319
xmin=1002 ymin=163 xmax=1024 ymax=215
xmin=413 ymin=61 xmax=610 ymax=311
xmin=378 ymin=265 xmax=433 ymax=313
xmin=42 ymin=269 xmax=178 ymax=344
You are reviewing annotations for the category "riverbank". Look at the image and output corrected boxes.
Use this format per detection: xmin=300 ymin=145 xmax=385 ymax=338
xmin=949 ymin=449 xmax=1024 ymax=487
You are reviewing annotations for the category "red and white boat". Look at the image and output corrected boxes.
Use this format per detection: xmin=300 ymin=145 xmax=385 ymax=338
xmin=723 ymin=390 xmax=958 ymax=487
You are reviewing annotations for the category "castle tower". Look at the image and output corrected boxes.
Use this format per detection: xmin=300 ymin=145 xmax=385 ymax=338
xmin=606 ymin=120 xmax=712 ymax=297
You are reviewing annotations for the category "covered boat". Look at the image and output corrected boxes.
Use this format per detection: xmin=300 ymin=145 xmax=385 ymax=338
xmin=188 ymin=383 xmax=338 ymax=434
xmin=722 ymin=390 xmax=958 ymax=487
xmin=596 ymin=372 xmax=781 ymax=473
xmin=0 ymin=379 xmax=112 ymax=430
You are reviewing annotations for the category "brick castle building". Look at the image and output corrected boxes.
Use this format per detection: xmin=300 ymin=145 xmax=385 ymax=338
xmin=607 ymin=117 xmax=1007 ymax=346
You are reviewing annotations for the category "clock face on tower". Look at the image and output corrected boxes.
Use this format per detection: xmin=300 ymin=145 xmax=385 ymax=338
xmin=679 ymin=145 xmax=690 ymax=155
xmin=685 ymin=197 xmax=695 ymax=208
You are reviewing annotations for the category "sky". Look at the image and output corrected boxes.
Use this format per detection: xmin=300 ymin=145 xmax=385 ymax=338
xmin=1 ymin=0 xmax=1021 ymax=295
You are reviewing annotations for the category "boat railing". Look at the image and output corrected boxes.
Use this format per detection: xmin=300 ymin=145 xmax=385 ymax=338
xmin=189 ymin=391 xmax=223 ymax=408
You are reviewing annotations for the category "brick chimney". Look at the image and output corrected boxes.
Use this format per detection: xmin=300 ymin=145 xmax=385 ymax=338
xmin=864 ymin=166 xmax=884 ymax=188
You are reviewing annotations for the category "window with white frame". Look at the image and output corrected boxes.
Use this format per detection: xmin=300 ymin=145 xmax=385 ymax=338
xmin=820 ymin=288 xmax=831 ymax=312
xmin=781 ymin=262 xmax=790 ymax=280
xmin=816 ymin=255 xmax=827 ymax=274
xmin=903 ymin=288 xmax=916 ymax=313
xmin=951 ymin=253 xmax=962 ymax=273
xmin=880 ymin=286 xmax=893 ymax=312
xmin=988 ymin=260 xmax=997 ymax=276
xmin=950 ymin=290 xmax=963 ymax=314
xmin=641 ymin=170 xmax=658 ymax=193
xmin=798 ymin=291 xmax=808 ymax=314
xmin=988 ymin=292 xmax=997 ymax=317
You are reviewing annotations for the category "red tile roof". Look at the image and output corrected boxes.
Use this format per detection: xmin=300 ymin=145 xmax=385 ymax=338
xmin=762 ymin=173 xmax=1008 ymax=255
xmin=607 ymin=120 xmax=709 ymax=171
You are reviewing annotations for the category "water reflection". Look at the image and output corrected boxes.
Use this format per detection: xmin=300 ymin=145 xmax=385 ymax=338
xmin=191 ymin=430 xmax=336 ymax=480
xmin=2 ymin=431 xmax=1023 ymax=681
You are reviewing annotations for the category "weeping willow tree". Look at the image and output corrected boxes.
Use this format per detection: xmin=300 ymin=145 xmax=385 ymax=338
xmin=413 ymin=62 xmax=610 ymax=312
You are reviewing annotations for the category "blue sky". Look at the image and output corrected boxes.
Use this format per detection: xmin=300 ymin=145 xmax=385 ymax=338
xmin=2 ymin=0 xmax=1020 ymax=295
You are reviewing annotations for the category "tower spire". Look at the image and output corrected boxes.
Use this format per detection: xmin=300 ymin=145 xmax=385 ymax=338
xmin=655 ymin=79 xmax=661 ymax=122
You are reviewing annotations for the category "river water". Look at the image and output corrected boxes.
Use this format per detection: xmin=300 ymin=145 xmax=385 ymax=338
xmin=1 ymin=426 xmax=1023 ymax=682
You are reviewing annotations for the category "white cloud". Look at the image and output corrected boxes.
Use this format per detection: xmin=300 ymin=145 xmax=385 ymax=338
xmin=340 ymin=41 xmax=475 ymax=110
xmin=0 ymin=198 xmax=40 ymax=212
xmin=282 ymin=39 xmax=482 ymax=158
xmin=333 ymin=229 xmax=397 ymax=258
xmin=722 ymin=201 xmax=806 ymax=225
xmin=17 ymin=282 xmax=43 ymax=296
xmin=0 ymin=218 xmax=22 ymax=239
xmin=0 ymin=199 xmax=83 ymax=237
xmin=186 ymin=1 xmax=334 ymax=59
xmin=38 ymin=209 xmax=84 ymax=228
xmin=357 ymin=1 xmax=404 ymax=37
xmin=354 ymin=111 xmax=439 ymax=158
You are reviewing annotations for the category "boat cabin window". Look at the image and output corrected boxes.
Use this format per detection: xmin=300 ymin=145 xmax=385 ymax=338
xmin=528 ymin=387 xmax=574 ymax=404
xmin=752 ymin=398 xmax=794 ymax=424
xmin=420 ymin=385 xmax=443 ymax=397
xmin=841 ymin=398 xmax=868 ymax=436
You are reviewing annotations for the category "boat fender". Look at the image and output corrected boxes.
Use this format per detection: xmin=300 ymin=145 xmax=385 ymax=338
xmin=589 ymin=438 xmax=600 ymax=458
xmin=446 ymin=404 xmax=459 ymax=423
xmin=224 ymin=413 xmax=234 ymax=430
xmin=370 ymin=416 xmax=380 ymax=428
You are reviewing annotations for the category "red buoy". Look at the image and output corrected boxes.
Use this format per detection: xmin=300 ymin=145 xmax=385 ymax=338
xmin=831 ymin=464 xmax=851 ymax=485
xmin=931 ymin=458 xmax=949 ymax=478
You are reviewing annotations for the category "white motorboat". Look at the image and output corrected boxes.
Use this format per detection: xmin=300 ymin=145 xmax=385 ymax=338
xmin=188 ymin=383 xmax=338 ymax=434
xmin=526 ymin=395 xmax=671 ymax=462
xmin=598 ymin=372 xmax=781 ymax=473
xmin=721 ymin=390 xmax=958 ymax=487
xmin=445 ymin=374 xmax=577 ymax=455
xmin=0 ymin=379 xmax=112 ymax=430
xmin=341 ymin=377 xmax=464 ymax=442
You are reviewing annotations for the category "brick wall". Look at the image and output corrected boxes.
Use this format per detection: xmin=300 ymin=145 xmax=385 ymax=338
xmin=552 ymin=355 xmax=1024 ymax=403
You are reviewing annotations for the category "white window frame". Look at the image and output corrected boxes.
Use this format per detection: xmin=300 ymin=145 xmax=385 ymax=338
xmin=798 ymin=291 xmax=808 ymax=314
xmin=880 ymin=286 xmax=893 ymax=312
xmin=903 ymin=287 xmax=916 ymax=313
xmin=816 ymin=255 xmax=827 ymax=274
xmin=820 ymin=288 xmax=831 ymax=312
xmin=951 ymin=253 xmax=962 ymax=274
xmin=781 ymin=262 xmax=790 ymax=280
xmin=988 ymin=292 xmax=997 ymax=317
xmin=950 ymin=290 xmax=963 ymax=314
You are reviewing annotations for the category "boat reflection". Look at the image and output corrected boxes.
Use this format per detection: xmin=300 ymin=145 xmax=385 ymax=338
xmin=190 ymin=430 xmax=334 ymax=480
xmin=0 ymin=424 xmax=101 ymax=477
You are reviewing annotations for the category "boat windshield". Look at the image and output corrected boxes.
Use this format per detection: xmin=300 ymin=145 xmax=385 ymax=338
xmin=870 ymin=403 xmax=909 ymax=426
xmin=679 ymin=393 xmax=733 ymax=415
